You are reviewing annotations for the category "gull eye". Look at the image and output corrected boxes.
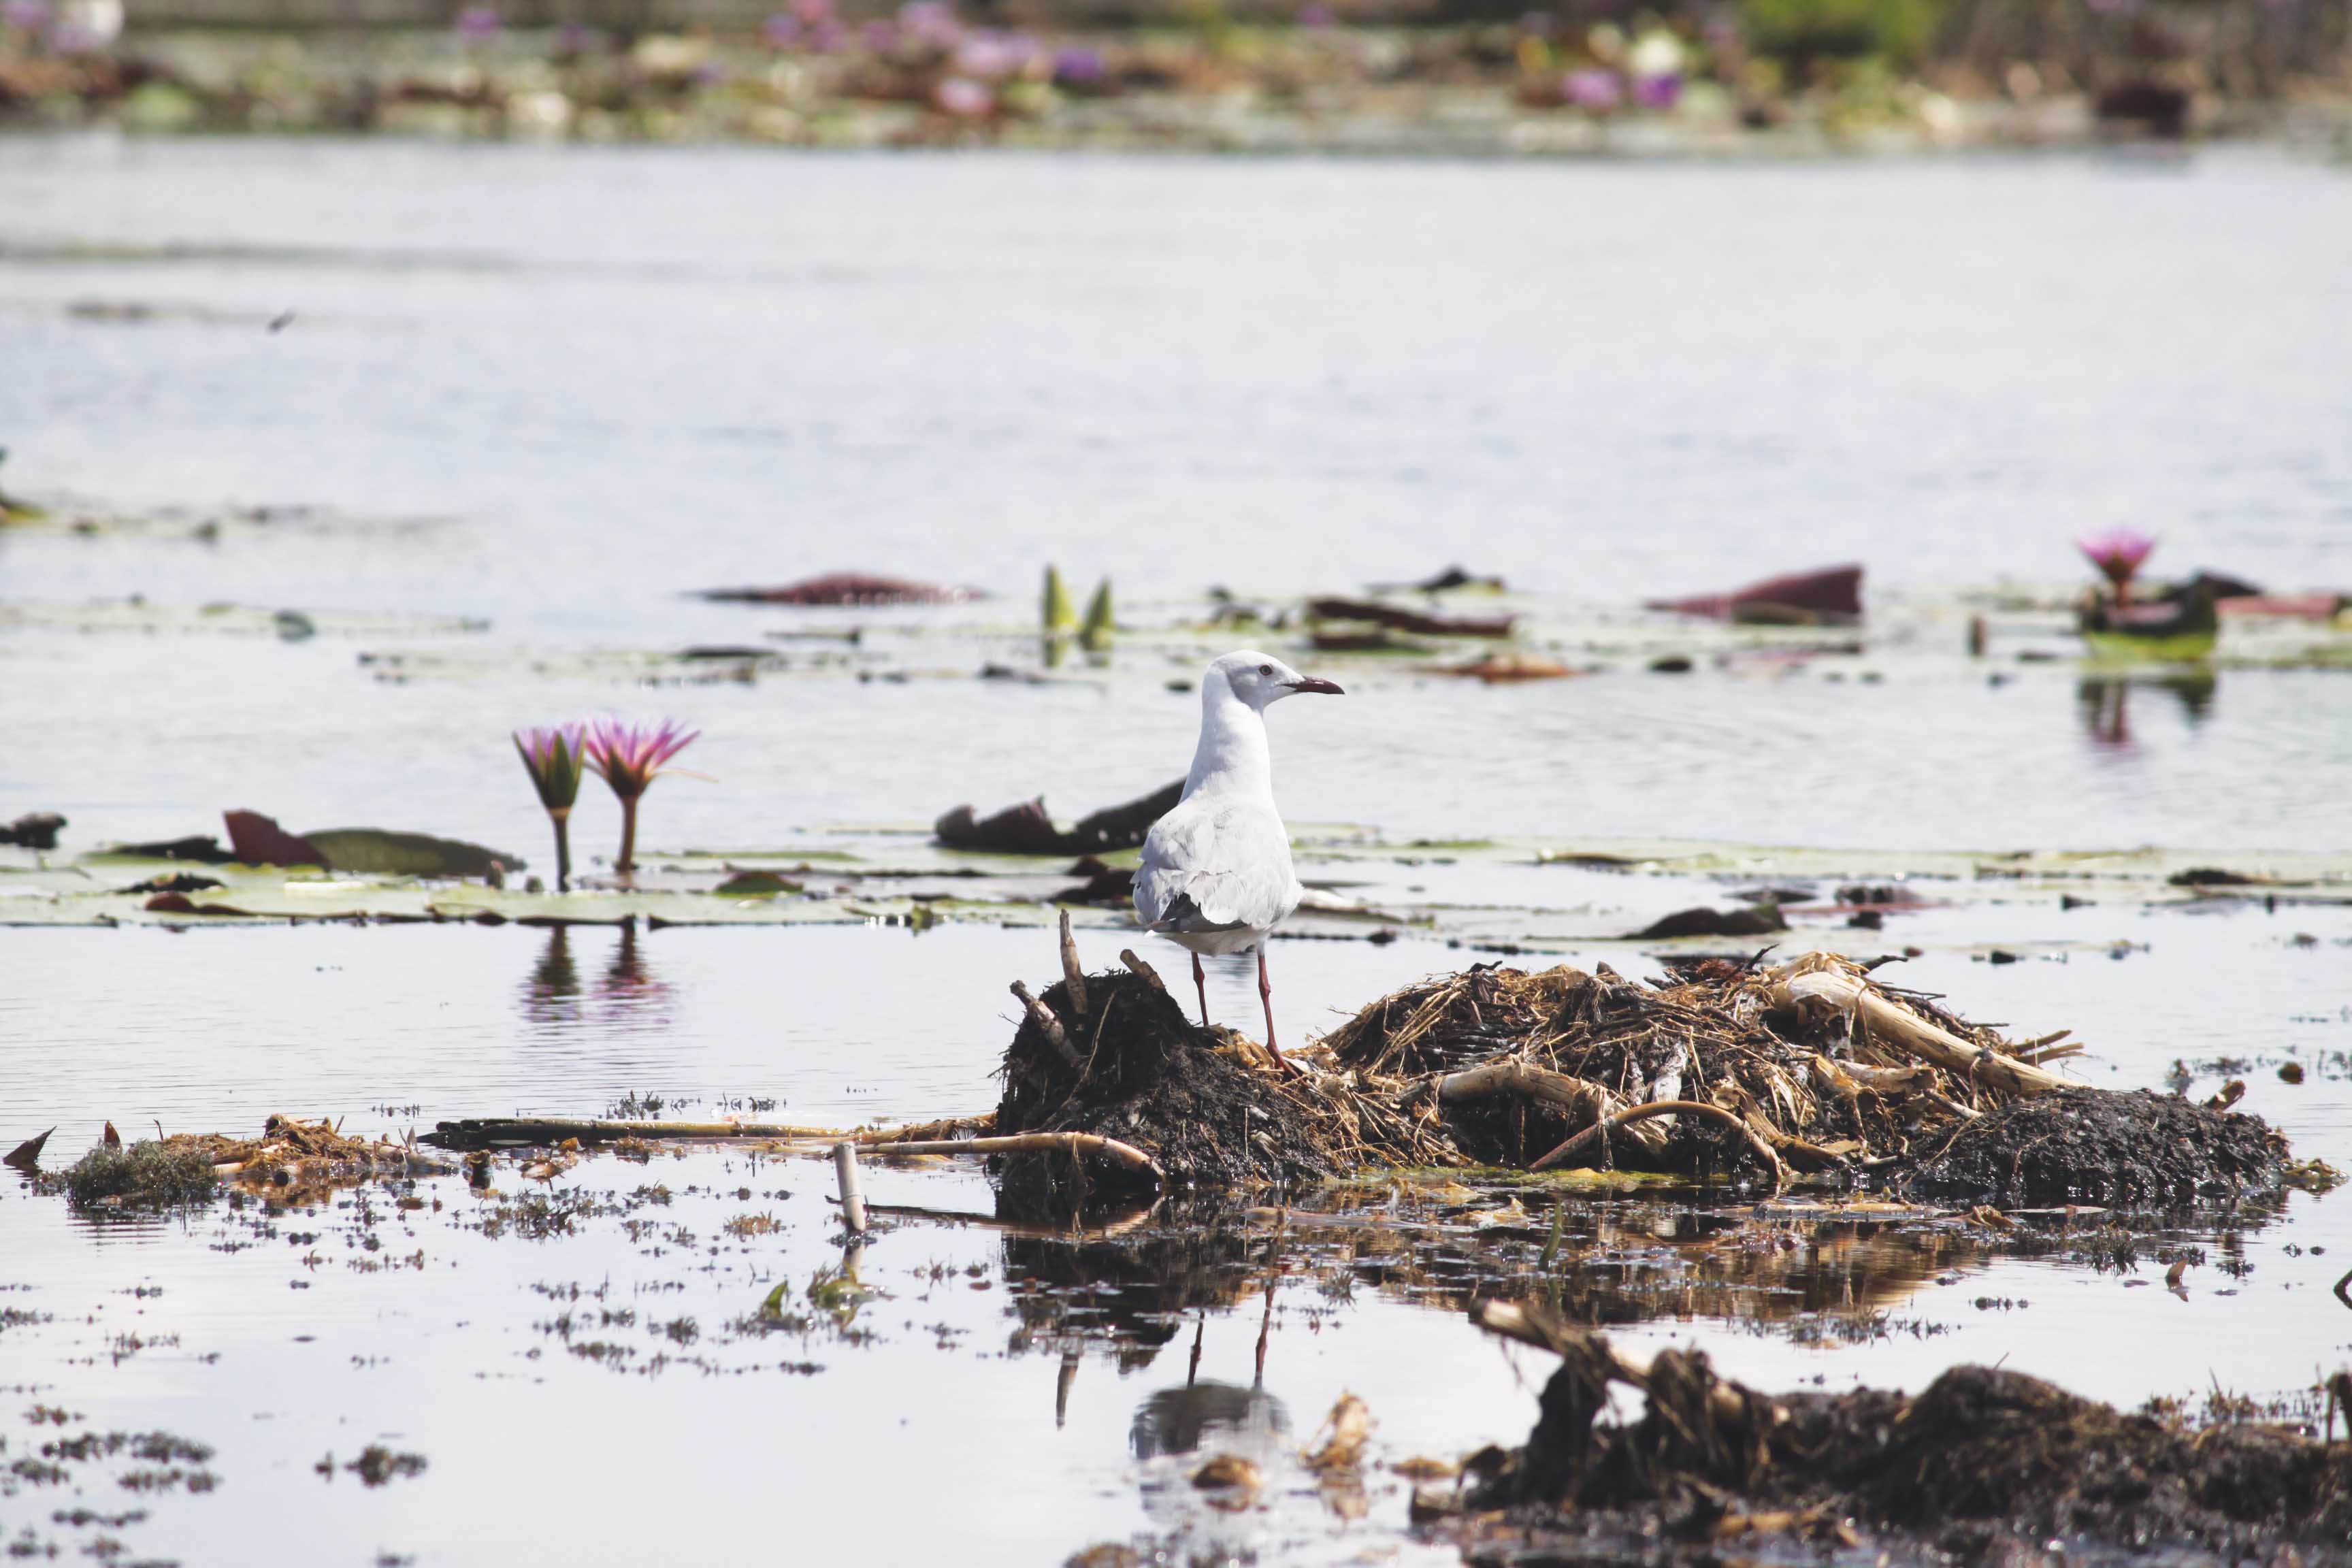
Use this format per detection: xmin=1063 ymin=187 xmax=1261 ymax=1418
xmin=1258 ymin=664 xmax=1273 ymax=676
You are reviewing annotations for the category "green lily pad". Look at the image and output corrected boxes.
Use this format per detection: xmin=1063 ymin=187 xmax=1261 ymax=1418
xmin=713 ymin=871 xmax=802 ymax=896
xmin=304 ymin=829 xmax=524 ymax=878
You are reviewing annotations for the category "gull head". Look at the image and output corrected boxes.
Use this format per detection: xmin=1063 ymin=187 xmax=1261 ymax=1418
xmin=1207 ymin=650 xmax=1345 ymax=712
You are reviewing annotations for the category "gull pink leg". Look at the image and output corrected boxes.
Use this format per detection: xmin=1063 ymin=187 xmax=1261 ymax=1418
xmin=1192 ymin=951 xmax=1211 ymax=1028
xmin=1258 ymin=945 xmax=1301 ymax=1077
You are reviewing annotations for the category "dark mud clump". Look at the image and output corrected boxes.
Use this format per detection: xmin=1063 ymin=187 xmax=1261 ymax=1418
xmin=1464 ymin=1311 xmax=2352 ymax=1563
xmin=993 ymin=969 xmax=1348 ymax=1213
xmin=63 ymin=1141 xmax=218 ymax=1208
xmin=1904 ymin=1088 xmax=2288 ymax=1206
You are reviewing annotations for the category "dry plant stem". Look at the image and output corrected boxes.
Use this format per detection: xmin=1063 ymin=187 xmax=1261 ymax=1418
xmin=1771 ymin=964 xmax=2068 ymax=1096
xmin=1011 ymin=981 xmax=1079 ymax=1065
xmin=1058 ymin=910 xmax=1089 ymax=1019
xmin=809 ymin=1131 xmax=1162 ymax=1179
xmin=833 ymin=1141 xmax=868 ymax=1235
xmin=1529 ymin=1100 xmax=1786 ymax=1186
xmin=426 ymin=1114 xmax=994 ymax=1146
xmin=1120 ymin=949 xmax=1166 ymax=992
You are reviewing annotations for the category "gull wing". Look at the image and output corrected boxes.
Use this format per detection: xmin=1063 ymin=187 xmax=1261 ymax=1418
xmin=1132 ymin=798 xmax=1300 ymax=935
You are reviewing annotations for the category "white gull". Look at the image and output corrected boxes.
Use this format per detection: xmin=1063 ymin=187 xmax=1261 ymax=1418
xmin=1132 ymin=650 xmax=1344 ymax=1073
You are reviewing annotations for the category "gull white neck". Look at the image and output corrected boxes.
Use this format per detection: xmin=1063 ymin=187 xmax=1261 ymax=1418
xmin=1183 ymin=681 xmax=1273 ymax=802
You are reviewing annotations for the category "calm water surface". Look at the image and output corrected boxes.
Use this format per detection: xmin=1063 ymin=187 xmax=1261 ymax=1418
xmin=3 ymin=137 xmax=2351 ymax=1565
xmin=2 ymin=138 xmax=2349 ymax=852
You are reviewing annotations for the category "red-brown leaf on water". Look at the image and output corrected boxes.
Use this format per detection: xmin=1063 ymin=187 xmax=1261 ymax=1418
xmin=694 ymin=572 xmax=978 ymax=606
xmin=1645 ymin=564 xmax=1863 ymax=625
xmin=223 ymin=810 xmax=328 ymax=868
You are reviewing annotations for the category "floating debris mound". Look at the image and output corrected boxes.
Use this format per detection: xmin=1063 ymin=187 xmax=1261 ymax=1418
xmin=995 ymin=941 xmax=2300 ymax=1209
xmin=1455 ymin=1302 xmax=2352 ymax=1563
xmin=50 ymin=1115 xmax=449 ymax=1209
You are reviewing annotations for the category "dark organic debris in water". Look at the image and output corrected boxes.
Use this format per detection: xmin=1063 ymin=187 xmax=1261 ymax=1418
xmin=995 ymin=941 xmax=2298 ymax=1209
xmin=119 ymin=872 xmax=225 ymax=895
xmin=5 ymin=1126 xmax=54 ymax=1171
xmin=1630 ymin=904 xmax=1787 ymax=939
xmin=144 ymin=891 xmax=259 ymax=915
xmin=1305 ymin=597 xmax=1516 ymax=639
xmin=1646 ymin=564 xmax=1865 ymax=626
xmin=1458 ymin=1302 xmax=2352 ymax=1563
xmin=936 ymin=779 xmax=1183 ymax=857
xmin=696 ymin=572 xmax=977 ymax=606
xmin=0 ymin=810 xmax=65 ymax=848
xmin=1902 ymin=1088 xmax=2289 ymax=1205
xmin=98 ymin=834 xmax=233 ymax=863
xmin=1051 ymin=857 xmax=1137 ymax=906
xmin=1370 ymin=566 xmax=1506 ymax=594
xmin=935 ymin=795 xmax=1061 ymax=854
xmin=50 ymin=1115 xmax=448 ymax=1209
xmin=342 ymin=1446 xmax=428 ymax=1487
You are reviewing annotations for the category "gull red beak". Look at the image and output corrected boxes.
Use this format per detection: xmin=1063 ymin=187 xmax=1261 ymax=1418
xmin=1287 ymin=676 xmax=1345 ymax=696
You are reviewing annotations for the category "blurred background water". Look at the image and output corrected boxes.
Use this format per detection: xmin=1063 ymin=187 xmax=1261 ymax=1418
xmin=3 ymin=138 xmax=2348 ymax=857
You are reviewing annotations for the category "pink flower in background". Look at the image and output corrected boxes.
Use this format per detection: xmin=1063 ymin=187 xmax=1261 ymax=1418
xmin=791 ymin=0 xmax=835 ymax=22
xmin=1298 ymin=3 xmax=1336 ymax=27
xmin=2078 ymin=526 xmax=2156 ymax=593
xmin=1563 ymin=67 xmax=1622 ymax=111
xmin=934 ymin=76 xmax=993 ymax=116
xmin=762 ymin=12 xmax=802 ymax=47
xmin=898 ymin=0 xmax=960 ymax=46
xmin=585 ymin=717 xmax=705 ymax=875
xmin=953 ymin=31 xmax=1030 ymax=78
xmin=586 ymin=717 xmax=701 ymax=801
xmin=514 ymin=723 xmax=588 ymax=812
xmin=1 ymin=0 xmax=54 ymax=31
xmin=514 ymin=722 xmax=587 ymax=892
xmin=454 ymin=4 xmax=500 ymax=39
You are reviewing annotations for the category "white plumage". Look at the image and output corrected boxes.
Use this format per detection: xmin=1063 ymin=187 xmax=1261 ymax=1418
xmin=1134 ymin=650 xmax=1343 ymax=1068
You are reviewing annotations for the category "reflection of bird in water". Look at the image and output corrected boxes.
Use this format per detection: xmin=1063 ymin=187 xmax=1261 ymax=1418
xmin=1134 ymin=651 xmax=1343 ymax=1073
xmin=1129 ymin=1379 xmax=1289 ymax=1462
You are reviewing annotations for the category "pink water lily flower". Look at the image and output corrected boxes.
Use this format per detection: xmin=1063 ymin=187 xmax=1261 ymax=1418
xmin=2078 ymin=526 xmax=2156 ymax=600
xmin=585 ymin=717 xmax=704 ymax=875
xmin=514 ymin=723 xmax=587 ymax=891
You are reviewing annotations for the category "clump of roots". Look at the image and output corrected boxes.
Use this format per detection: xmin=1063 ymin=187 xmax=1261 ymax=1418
xmin=1463 ymin=1303 xmax=2352 ymax=1561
